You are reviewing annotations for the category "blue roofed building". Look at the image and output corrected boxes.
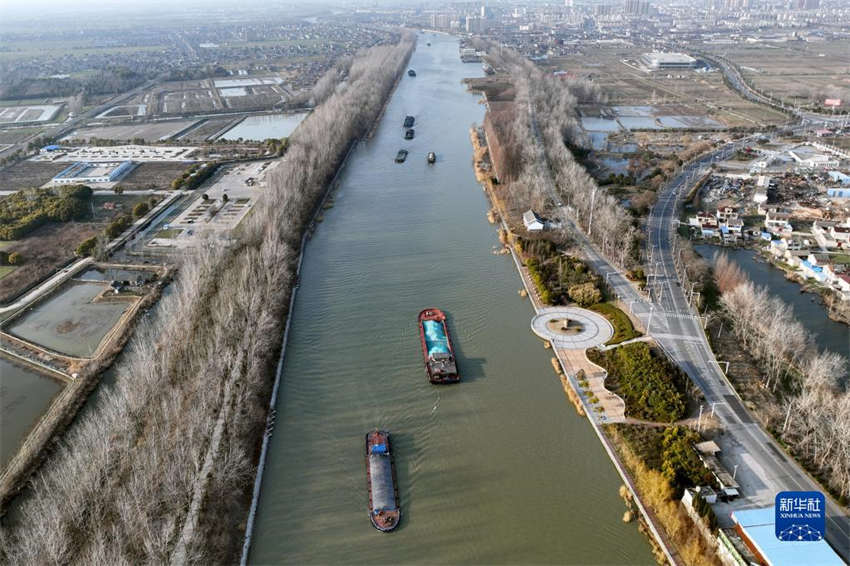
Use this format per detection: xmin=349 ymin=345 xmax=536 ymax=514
xmin=731 ymin=507 xmax=844 ymax=566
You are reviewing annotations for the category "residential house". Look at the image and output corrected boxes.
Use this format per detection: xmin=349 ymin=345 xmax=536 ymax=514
xmin=764 ymin=209 xmax=793 ymax=235
xmin=523 ymin=209 xmax=545 ymax=231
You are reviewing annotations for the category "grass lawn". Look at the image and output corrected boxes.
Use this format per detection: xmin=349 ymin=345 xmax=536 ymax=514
xmin=0 ymin=266 xmax=17 ymax=280
xmin=590 ymin=302 xmax=641 ymax=345
xmin=155 ymin=228 xmax=182 ymax=239
xmin=0 ymin=241 xmax=16 ymax=250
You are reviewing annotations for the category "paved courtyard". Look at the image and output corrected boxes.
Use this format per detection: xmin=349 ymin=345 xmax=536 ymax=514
xmin=530 ymin=307 xmax=613 ymax=350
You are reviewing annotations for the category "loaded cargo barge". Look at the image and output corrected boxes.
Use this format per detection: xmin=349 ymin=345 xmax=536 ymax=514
xmin=365 ymin=430 xmax=400 ymax=532
xmin=418 ymin=308 xmax=460 ymax=384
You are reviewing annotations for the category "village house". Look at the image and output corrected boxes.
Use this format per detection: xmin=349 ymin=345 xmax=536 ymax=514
xmin=523 ymin=209 xmax=545 ymax=232
xmin=764 ymin=208 xmax=793 ymax=235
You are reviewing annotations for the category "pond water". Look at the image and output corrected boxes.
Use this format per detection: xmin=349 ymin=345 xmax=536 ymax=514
xmin=77 ymin=267 xmax=149 ymax=283
xmin=218 ymin=112 xmax=308 ymax=141
xmin=6 ymin=281 xmax=130 ymax=358
xmin=0 ymin=357 xmax=63 ymax=470
xmin=598 ymin=156 xmax=631 ymax=175
xmin=580 ymin=117 xmax=621 ymax=132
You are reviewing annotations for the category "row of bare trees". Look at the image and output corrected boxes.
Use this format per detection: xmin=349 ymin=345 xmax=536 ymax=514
xmin=486 ymin=46 xmax=638 ymax=268
xmin=716 ymin=253 xmax=850 ymax=499
xmin=0 ymin=33 xmax=415 ymax=564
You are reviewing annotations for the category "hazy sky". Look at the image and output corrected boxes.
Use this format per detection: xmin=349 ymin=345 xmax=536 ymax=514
xmin=0 ymin=0 xmax=339 ymax=22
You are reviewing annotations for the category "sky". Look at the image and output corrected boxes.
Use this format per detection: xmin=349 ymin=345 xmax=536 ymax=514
xmin=0 ymin=0 xmax=338 ymax=21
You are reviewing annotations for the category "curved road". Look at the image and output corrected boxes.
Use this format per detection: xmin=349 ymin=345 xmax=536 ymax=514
xmin=632 ymin=146 xmax=849 ymax=561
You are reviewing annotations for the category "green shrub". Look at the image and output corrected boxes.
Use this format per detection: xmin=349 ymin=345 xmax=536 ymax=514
xmin=588 ymin=343 xmax=687 ymax=423
xmin=133 ymin=201 xmax=150 ymax=218
xmin=568 ymin=282 xmax=602 ymax=307
xmin=661 ymin=426 xmax=714 ymax=494
xmin=0 ymin=186 xmax=92 ymax=240
xmin=589 ymin=302 xmax=641 ymax=345
xmin=76 ymin=237 xmax=97 ymax=257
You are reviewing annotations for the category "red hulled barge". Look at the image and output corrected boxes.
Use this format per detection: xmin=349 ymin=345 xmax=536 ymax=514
xmin=418 ymin=308 xmax=460 ymax=384
xmin=365 ymin=430 xmax=400 ymax=532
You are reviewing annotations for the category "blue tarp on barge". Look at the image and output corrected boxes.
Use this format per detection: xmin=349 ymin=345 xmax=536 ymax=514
xmin=423 ymin=320 xmax=450 ymax=357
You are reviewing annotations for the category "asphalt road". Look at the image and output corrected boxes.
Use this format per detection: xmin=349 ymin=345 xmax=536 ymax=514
xmin=525 ymin=101 xmax=850 ymax=559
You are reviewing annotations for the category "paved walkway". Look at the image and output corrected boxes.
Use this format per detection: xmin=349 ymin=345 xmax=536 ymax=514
xmin=527 ymin=306 xmax=625 ymax=423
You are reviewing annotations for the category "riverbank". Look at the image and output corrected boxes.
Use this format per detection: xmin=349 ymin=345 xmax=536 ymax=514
xmin=470 ymin=124 xmax=688 ymax=565
xmin=694 ymin=240 xmax=850 ymax=326
xmin=0 ymin=36 xmax=417 ymax=565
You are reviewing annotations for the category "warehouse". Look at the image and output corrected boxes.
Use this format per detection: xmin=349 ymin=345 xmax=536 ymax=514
xmin=641 ymin=52 xmax=697 ymax=70
xmin=51 ymin=161 xmax=135 ymax=185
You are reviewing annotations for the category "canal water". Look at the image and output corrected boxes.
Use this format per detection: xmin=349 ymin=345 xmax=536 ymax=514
xmin=696 ymin=245 xmax=850 ymax=380
xmin=249 ymin=35 xmax=652 ymax=564
xmin=0 ymin=357 xmax=63 ymax=470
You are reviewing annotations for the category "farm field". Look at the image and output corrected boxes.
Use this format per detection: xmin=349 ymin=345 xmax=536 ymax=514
xmin=0 ymin=161 xmax=72 ymax=192
xmin=0 ymin=127 xmax=45 ymax=144
xmin=704 ymin=40 xmax=850 ymax=111
xmin=62 ymin=119 xmax=199 ymax=143
xmin=116 ymin=162 xmax=188 ymax=190
xmin=546 ymin=47 xmax=788 ymax=127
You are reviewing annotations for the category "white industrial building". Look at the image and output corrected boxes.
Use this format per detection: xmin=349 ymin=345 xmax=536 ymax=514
xmin=641 ymin=52 xmax=697 ymax=70
xmin=52 ymin=161 xmax=135 ymax=185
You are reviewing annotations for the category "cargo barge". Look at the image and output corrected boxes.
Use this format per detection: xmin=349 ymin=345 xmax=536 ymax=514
xmin=418 ymin=308 xmax=460 ymax=384
xmin=365 ymin=430 xmax=400 ymax=532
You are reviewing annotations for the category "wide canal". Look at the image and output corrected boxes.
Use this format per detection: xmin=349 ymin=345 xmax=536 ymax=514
xmin=249 ymin=35 xmax=653 ymax=564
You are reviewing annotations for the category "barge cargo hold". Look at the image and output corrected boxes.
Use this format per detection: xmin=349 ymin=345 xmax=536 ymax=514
xmin=365 ymin=430 xmax=401 ymax=532
xmin=418 ymin=308 xmax=460 ymax=384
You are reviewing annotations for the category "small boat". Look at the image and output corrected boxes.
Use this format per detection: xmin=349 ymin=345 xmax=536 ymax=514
xmin=427 ymin=151 xmax=436 ymax=164
xmin=408 ymin=69 xmax=416 ymax=77
xmin=366 ymin=430 xmax=400 ymax=532
xmin=426 ymin=42 xmax=431 ymax=46
xmin=395 ymin=149 xmax=408 ymax=163
xmin=418 ymin=308 xmax=460 ymax=384
xmin=403 ymin=115 xmax=415 ymax=128
xmin=404 ymin=128 xmax=415 ymax=140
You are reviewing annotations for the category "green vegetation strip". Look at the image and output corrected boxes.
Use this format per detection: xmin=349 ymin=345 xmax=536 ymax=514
xmin=588 ymin=343 xmax=688 ymax=423
xmin=589 ymin=302 xmax=640 ymax=345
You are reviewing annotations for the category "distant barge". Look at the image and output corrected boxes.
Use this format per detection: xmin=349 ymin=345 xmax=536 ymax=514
xmin=365 ymin=430 xmax=400 ymax=532
xmin=418 ymin=308 xmax=460 ymax=384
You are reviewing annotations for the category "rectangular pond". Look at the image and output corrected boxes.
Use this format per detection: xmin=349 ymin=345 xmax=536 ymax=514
xmin=6 ymin=281 xmax=130 ymax=358
xmin=0 ymin=357 xmax=63 ymax=469
xmin=218 ymin=112 xmax=308 ymax=141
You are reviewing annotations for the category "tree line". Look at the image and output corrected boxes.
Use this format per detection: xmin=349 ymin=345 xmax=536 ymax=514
xmin=714 ymin=252 xmax=850 ymax=501
xmin=0 ymin=33 xmax=416 ymax=564
xmin=483 ymin=45 xmax=640 ymax=269
xmin=0 ymin=185 xmax=93 ymax=240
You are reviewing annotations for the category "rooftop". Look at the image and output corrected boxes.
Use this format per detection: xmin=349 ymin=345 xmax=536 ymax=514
xmin=731 ymin=507 xmax=843 ymax=566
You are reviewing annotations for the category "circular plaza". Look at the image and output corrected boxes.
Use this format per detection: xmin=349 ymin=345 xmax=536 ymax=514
xmin=530 ymin=307 xmax=613 ymax=350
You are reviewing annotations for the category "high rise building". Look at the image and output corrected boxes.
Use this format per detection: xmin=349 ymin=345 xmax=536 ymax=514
xmin=624 ymin=0 xmax=650 ymax=16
